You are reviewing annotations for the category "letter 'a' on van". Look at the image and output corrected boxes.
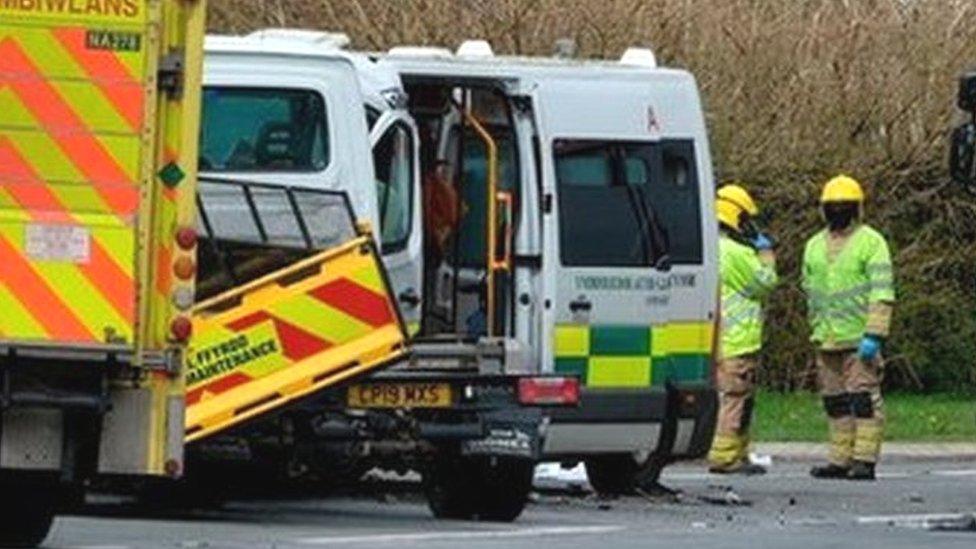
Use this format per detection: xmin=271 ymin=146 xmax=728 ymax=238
xmin=378 ymin=43 xmax=719 ymax=492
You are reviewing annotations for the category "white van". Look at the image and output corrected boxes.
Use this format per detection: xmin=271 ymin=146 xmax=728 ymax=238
xmin=375 ymin=43 xmax=720 ymax=493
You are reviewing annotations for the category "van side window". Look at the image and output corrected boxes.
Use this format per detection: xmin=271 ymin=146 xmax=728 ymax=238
xmin=554 ymin=140 xmax=652 ymax=267
xmin=200 ymin=87 xmax=329 ymax=172
xmin=651 ymin=140 xmax=702 ymax=265
xmin=373 ymin=122 xmax=414 ymax=253
xmin=553 ymin=139 xmax=703 ymax=267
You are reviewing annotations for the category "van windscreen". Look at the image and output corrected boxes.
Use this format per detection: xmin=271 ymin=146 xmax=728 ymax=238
xmin=554 ymin=139 xmax=702 ymax=267
xmin=200 ymin=87 xmax=329 ymax=172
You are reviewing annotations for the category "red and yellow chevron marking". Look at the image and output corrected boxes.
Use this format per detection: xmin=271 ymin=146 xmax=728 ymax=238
xmin=0 ymin=14 xmax=150 ymax=344
xmin=185 ymin=237 xmax=408 ymax=442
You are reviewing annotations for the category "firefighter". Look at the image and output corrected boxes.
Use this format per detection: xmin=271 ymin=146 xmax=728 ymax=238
xmin=803 ymin=175 xmax=894 ymax=481
xmin=708 ymin=184 xmax=778 ymax=475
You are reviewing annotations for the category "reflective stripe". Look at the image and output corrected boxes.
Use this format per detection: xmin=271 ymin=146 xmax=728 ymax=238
xmin=740 ymin=268 xmax=777 ymax=299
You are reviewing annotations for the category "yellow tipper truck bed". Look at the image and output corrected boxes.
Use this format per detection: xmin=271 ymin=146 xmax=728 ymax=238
xmin=186 ymin=234 xmax=408 ymax=442
xmin=185 ymin=180 xmax=409 ymax=442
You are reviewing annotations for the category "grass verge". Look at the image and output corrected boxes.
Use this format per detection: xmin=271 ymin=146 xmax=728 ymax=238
xmin=752 ymin=391 xmax=976 ymax=442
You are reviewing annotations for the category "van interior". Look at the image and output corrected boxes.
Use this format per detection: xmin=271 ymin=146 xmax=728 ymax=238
xmin=402 ymin=79 xmax=520 ymax=341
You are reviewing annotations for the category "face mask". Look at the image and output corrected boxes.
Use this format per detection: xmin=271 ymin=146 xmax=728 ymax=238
xmin=823 ymin=203 xmax=858 ymax=231
xmin=739 ymin=213 xmax=759 ymax=240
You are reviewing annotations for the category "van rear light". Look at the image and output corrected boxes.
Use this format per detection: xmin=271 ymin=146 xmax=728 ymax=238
xmin=175 ymin=227 xmax=197 ymax=250
xmin=170 ymin=316 xmax=192 ymax=342
xmin=518 ymin=376 xmax=580 ymax=406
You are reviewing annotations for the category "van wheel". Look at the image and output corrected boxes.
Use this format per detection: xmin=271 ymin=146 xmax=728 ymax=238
xmin=0 ymin=493 xmax=55 ymax=548
xmin=423 ymin=454 xmax=533 ymax=522
xmin=585 ymin=454 xmax=667 ymax=496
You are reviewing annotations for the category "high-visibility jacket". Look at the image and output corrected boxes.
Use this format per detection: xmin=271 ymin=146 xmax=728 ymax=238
xmin=719 ymin=234 xmax=778 ymax=358
xmin=802 ymin=225 xmax=895 ymax=349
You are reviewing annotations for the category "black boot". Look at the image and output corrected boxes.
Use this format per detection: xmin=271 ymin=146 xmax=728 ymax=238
xmin=810 ymin=463 xmax=849 ymax=479
xmin=847 ymin=460 xmax=876 ymax=481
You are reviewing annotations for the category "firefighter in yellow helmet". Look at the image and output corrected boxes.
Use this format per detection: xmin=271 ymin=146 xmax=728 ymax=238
xmin=708 ymin=184 xmax=778 ymax=475
xmin=803 ymin=175 xmax=894 ymax=481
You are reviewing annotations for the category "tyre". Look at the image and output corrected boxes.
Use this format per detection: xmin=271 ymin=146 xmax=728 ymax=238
xmin=422 ymin=452 xmax=478 ymax=519
xmin=585 ymin=454 xmax=667 ymax=496
xmin=471 ymin=457 xmax=533 ymax=522
xmin=423 ymin=453 xmax=534 ymax=522
xmin=0 ymin=494 xmax=55 ymax=548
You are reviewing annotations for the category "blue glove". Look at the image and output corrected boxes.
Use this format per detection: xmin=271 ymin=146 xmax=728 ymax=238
xmin=750 ymin=232 xmax=774 ymax=251
xmin=858 ymin=335 xmax=882 ymax=361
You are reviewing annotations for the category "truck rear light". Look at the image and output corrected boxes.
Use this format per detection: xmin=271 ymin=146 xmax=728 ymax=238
xmin=518 ymin=376 xmax=580 ymax=406
xmin=173 ymin=257 xmax=195 ymax=280
xmin=170 ymin=316 xmax=192 ymax=342
xmin=175 ymin=226 xmax=197 ymax=250
xmin=165 ymin=458 xmax=182 ymax=478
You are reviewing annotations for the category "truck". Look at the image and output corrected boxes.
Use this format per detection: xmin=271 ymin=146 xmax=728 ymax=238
xmin=0 ymin=0 xmax=206 ymax=545
xmin=176 ymin=31 xmax=579 ymax=522
xmin=0 ymin=7 xmax=415 ymax=545
xmin=192 ymin=31 xmax=719 ymax=514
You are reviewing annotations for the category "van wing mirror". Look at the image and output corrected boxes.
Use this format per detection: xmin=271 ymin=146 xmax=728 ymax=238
xmin=958 ymin=72 xmax=976 ymax=112
xmin=950 ymin=122 xmax=976 ymax=192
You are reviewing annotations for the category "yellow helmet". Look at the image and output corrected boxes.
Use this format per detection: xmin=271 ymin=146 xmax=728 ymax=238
xmin=716 ymin=184 xmax=759 ymax=230
xmin=821 ymin=175 xmax=865 ymax=203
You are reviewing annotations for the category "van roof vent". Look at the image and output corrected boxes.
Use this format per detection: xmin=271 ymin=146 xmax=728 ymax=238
xmin=387 ymin=46 xmax=454 ymax=59
xmin=456 ymin=40 xmax=494 ymax=58
xmin=619 ymin=47 xmax=657 ymax=68
xmin=246 ymin=29 xmax=350 ymax=49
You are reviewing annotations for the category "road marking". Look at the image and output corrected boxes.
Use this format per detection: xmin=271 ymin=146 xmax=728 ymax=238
xmin=931 ymin=469 xmax=976 ymax=477
xmin=295 ymin=525 xmax=624 ymax=545
xmin=662 ymin=469 xmax=972 ymax=481
xmin=857 ymin=512 xmax=976 ymax=530
xmin=64 ymin=545 xmax=131 ymax=549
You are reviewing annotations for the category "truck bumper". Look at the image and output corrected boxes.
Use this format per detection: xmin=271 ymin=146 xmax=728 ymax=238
xmin=542 ymin=384 xmax=717 ymax=460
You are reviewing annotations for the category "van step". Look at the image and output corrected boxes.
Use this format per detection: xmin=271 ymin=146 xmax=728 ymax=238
xmin=403 ymin=339 xmax=505 ymax=374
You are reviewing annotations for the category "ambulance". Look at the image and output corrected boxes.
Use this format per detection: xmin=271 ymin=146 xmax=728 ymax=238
xmin=370 ymin=41 xmax=721 ymax=495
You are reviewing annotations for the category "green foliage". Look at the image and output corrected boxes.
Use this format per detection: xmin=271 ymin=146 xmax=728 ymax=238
xmin=754 ymin=391 xmax=976 ymax=442
xmin=207 ymin=0 xmax=976 ymax=389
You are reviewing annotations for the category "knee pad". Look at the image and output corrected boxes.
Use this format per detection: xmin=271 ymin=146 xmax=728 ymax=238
xmin=850 ymin=392 xmax=874 ymax=419
xmin=822 ymin=394 xmax=852 ymax=418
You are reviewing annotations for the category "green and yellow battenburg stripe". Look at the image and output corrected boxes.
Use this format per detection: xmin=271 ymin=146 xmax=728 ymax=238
xmin=554 ymin=322 xmax=714 ymax=387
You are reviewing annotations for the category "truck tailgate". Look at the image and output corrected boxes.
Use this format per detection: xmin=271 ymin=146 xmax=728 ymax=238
xmin=185 ymin=235 xmax=408 ymax=442
xmin=0 ymin=1 xmax=161 ymax=346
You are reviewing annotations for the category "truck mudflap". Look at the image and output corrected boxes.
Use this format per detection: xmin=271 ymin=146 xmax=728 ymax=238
xmin=184 ymin=179 xmax=409 ymax=442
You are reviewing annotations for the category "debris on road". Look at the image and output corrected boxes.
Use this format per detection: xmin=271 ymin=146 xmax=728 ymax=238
xmin=534 ymin=463 xmax=591 ymax=494
xmin=698 ymin=486 xmax=753 ymax=507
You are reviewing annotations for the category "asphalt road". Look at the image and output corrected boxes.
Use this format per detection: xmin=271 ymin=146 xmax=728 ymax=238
xmin=42 ymin=460 xmax=976 ymax=549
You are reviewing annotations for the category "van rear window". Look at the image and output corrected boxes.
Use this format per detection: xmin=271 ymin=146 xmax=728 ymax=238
xmin=200 ymin=87 xmax=329 ymax=172
xmin=554 ymin=139 xmax=702 ymax=267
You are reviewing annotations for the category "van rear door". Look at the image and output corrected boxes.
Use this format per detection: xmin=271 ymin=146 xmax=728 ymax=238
xmin=533 ymin=72 xmax=716 ymax=394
